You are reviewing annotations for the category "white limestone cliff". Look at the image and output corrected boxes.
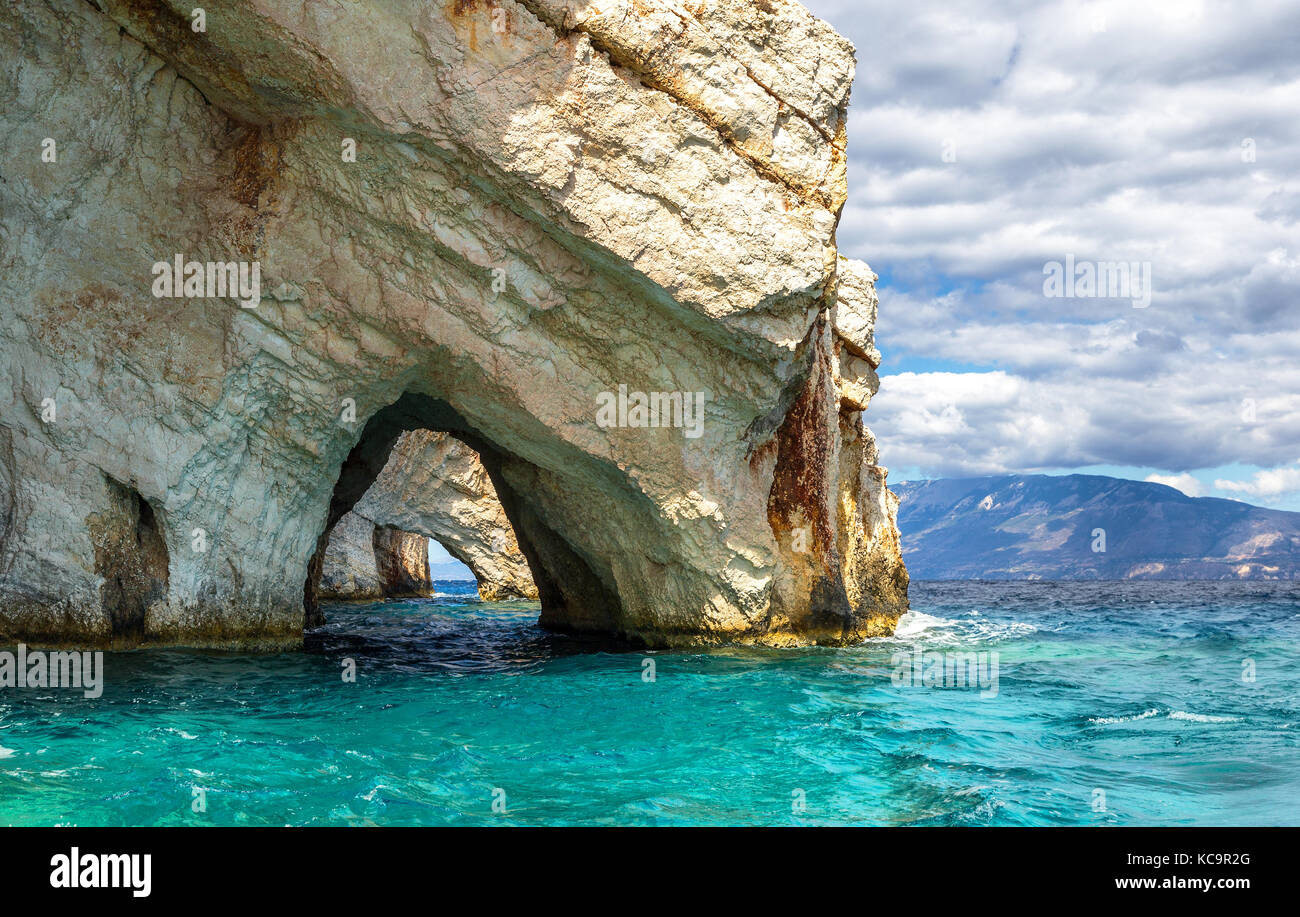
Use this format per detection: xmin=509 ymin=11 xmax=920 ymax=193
xmin=0 ymin=0 xmax=907 ymax=648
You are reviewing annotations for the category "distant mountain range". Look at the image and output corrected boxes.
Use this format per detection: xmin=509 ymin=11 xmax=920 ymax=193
xmin=893 ymin=474 xmax=1300 ymax=580
xmin=429 ymin=561 xmax=475 ymax=581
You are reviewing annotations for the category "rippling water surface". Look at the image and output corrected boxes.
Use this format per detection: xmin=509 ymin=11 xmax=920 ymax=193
xmin=2 ymin=580 xmax=1297 ymax=825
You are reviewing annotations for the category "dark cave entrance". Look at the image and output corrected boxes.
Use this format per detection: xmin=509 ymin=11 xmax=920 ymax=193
xmin=304 ymin=392 xmax=619 ymax=630
xmin=93 ymin=478 xmax=170 ymax=640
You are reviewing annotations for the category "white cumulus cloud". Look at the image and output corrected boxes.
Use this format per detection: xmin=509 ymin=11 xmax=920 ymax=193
xmin=801 ymin=0 xmax=1300 ymax=505
xmin=1144 ymin=473 xmax=1206 ymax=497
xmin=1214 ymin=461 xmax=1300 ymax=498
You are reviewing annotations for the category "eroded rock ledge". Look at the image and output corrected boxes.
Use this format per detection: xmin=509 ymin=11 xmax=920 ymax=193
xmin=0 ymin=0 xmax=907 ymax=648
xmin=319 ymin=431 xmax=539 ymax=602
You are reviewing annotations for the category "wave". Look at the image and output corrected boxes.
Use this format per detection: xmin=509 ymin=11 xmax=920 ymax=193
xmin=891 ymin=610 xmax=959 ymax=639
xmin=1168 ymin=710 xmax=1240 ymax=723
xmin=877 ymin=609 xmax=1038 ymax=645
xmin=1088 ymin=708 xmax=1160 ymax=725
xmin=1088 ymin=708 xmax=1240 ymax=725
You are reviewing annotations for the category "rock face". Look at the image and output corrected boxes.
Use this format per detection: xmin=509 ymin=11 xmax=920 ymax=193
xmin=371 ymin=526 xmax=432 ymax=597
xmin=317 ymin=511 xmax=384 ymax=601
xmin=0 ymin=0 xmax=907 ymax=648
xmin=319 ymin=431 xmax=539 ymax=601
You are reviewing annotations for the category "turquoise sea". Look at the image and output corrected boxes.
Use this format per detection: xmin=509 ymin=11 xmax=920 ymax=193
xmin=2 ymin=580 xmax=1297 ymax=826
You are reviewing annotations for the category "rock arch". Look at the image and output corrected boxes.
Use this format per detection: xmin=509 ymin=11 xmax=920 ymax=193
xmin=302 ymin=392 xmax=621 ymax=634
xmin=318 ymin=431 xmax=538 ymax=604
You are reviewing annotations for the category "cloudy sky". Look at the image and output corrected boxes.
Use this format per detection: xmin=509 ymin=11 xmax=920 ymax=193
xmin=803 ymin=0 xmax=1300 ymax=509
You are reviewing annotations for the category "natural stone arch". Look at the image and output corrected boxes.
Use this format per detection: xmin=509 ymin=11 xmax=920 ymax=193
xmin=0 ymin=0 xmax=908 ymax=649
xmin=318 ymin=431 xmax=538 ymax=604
xmin=302 ymin=393 xmax=622 ymax=634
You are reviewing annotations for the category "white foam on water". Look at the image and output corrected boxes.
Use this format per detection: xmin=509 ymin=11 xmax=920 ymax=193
xmin=968 ymin=618 xmax=1038 ymax=641
xmin=0 ymin=745 xmax=14 ymax=759
xmin=1089 ymin=708 xmax=1160 ymax=725
xmin=872 ymin=609 xmax=1038 ymax=645
xmin=892 ymin=610 xmax=958 ymax=639
xmin=1168 ymin=711 xmax=1239 ymax=723
xmin=1089 ymin=708 xmax=1240 ymax=725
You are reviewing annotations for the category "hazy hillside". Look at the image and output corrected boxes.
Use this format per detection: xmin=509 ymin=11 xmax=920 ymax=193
xmin=894 ymin=474 xmax=1300 ymax=580
xmin=429 ymin=561 xmax=476 ymax=582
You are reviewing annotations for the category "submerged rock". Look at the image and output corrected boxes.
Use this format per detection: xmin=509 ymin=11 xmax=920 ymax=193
xmin=0 ymin=0 xmax=907 ymax=648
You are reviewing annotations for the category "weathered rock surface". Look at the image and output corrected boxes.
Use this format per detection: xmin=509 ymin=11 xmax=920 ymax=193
xmin=317 ymin=511 xmax=384 ymax=601
xmin=319 ymin=431 xmax=539 ymax=601
xmin=371 ymin=525 xmax=432 ymax=597
xmin=0 ymin=0 xmax=907 ymax=648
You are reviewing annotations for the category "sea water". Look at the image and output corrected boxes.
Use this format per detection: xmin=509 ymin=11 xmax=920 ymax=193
xmin=1 ymin=581 xmax=1297 ymax=826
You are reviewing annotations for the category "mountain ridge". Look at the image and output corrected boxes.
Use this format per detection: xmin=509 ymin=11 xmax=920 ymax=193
xmin=894 ymin=473 xmax=1300 ymax=580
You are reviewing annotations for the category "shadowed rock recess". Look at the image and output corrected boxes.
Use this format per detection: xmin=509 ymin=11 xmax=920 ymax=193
xmin=0 ymin=0 xmax=908 ymax=648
